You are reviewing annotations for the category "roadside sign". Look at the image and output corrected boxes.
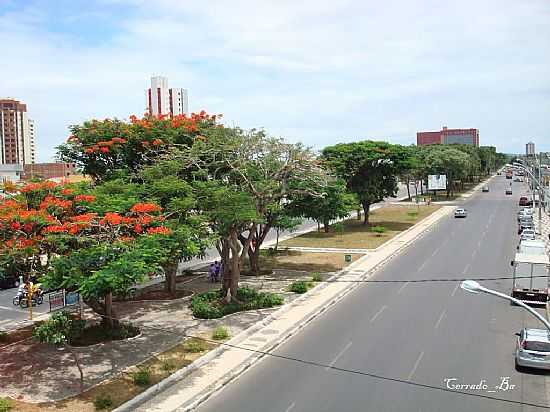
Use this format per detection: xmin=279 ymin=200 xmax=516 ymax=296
xmin=345 ymin=254 xmax=352 ymax=263
xmin=65 ymin=291 xmax=79 ymax=306
xmin=428 ymin=174 xmax=447 ymax=190
xmin=48 ymin=290 xmax=65 ymax=312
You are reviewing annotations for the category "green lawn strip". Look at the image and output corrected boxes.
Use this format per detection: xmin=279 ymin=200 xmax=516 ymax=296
xmin=280 ymin=205 xmax=440 ymax=249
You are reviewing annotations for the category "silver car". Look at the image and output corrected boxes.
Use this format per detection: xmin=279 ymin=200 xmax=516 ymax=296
xmin=516 ymin=328 xmax=550 ymax=370
xmin=520 ymin=229 xmax=536 ymax=241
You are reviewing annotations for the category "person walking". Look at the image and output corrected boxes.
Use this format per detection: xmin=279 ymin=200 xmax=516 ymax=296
xmin=208 ymin=263 xmax=216 ymax=283
xmin=214 ymin=261 xmax=221 ymax=282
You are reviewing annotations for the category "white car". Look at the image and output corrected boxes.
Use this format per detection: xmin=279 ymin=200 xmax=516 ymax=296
xmin=454 ymin=208 xmax=467 ymax=218
xmin=520 ymin=229 xmax=536 ymax=241
xmin=516 ymin=328 xmax=550 ymax=371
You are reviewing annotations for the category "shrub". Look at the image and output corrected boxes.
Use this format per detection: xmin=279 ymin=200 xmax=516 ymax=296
xmin=190 ymin=288 xmax=283 ymax=319
xmin=183 ymin=338 xmax=208 ymax=353
xmin=93 ymin=393 xmax=113 ymax=410
xmin=332 ymin=222 xmax=345 ymax=233
xmin=0 ymin=398 xmax=13 ymax=412
xmin=212 ymin=326 xmax=230 ymax=341
xmin=289 ymin=280 xmax=313 ymax=294
xmin=131 ymin=367 xmax=151 ymax=386
xmin=0 ymin=331 xmax=8 ymax=342
xmin=369 ymin=226 xmax=386 ymax=236
xmin=311 ymin=272 xmax=322 ymax=282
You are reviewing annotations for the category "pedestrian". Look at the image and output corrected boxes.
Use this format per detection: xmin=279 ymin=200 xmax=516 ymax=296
xmin=214 ymin=261 xmax=221 ymax=282
xmin=208 ymin=263 xmax=216 ymax=283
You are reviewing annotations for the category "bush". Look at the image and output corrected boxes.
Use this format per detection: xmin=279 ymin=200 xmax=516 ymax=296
xmin=93 ymin=393 xmax=113 ymax=410
xmin=0 ymin=398 xmax=13 ymax=412
xmin=190 ymin=288 xmax=284 ymax=319
xmin=369 ymin=226 xmax=386 ymax=236
xmin=212 ymin=326 xmax=230 ymax=341
xmin=131 ymin=367 xmax=151 ymax=386
xmin=332 ymin=222 xmax=345 ymax=233
xmin=311 ymin=272 xmax=322 ymax=282
xmin=161 ymin=359 xmax=177 ymax=372
xmin=183 ymin=338 xmax=208 ymax=353
xmin=0 ymin=331 xmax=8 ymax=342
xmin=289 ymin=280 xmax=313 ymax=294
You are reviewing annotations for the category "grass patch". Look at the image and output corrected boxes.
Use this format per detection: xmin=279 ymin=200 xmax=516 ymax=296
xmin=93 ymin=394 xmax=112 ymax=410
xmin=0 ymin=398 xmax=13 ymax=412
xmin=212 ymin=326 xmax=230 ymax=341
xmin=259 ymin=250 xmax=359 ymax=272
xmin=407 ymin=210 xmax=419 ymax=220
xmin=311 ymin=272 xmax=323 ymax=282
xmin=369 ymin=226 xmax=386 ymax=236
xmin=130 ymin=367 xmax=151 ymax=386
xmin=182 ymin=338 xmax=209 ymax=353
xmin=190 ymin=287 xmax=284 ymax=319
xmin=288 ymin=280 xmax=314 ymax=294
xmin=280 ymin=205 xmax=440 ymax=249
xmin=71 ymin=323 xmax=140 ymax=347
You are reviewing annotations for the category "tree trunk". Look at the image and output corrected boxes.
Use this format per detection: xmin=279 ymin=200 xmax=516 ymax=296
xmin=66 ymin=344 xmax=84 ymax=392
xmin=357 ymin=208 xmax=362 ymax=220
xmin=249 ymin=247 xmax=260 ymax=275
xmin=323 ymin=219 xmax=330 ymax=233
xmin=406 ymin=179 xmax=411 ymax=200
xmin=164 ymin=262 xmax=178 ymax=294
xmin=84 ymin=296 xmax=118 ymax=328
xmin=104 ymin=292 xmax=115 ymax=328
xmin=361 ymin=201 xmax=371 ymax=225
xmin=317 ymin=221 xmax=321 ymax=232
xmin=274 ymin=228 xmax=280 ymax=251
xmin=229 ymin=232 xmax=241 ymax=298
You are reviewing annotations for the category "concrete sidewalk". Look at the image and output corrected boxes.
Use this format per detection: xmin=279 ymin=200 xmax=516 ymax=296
xmin=122 ymin=206 xmax=454 ymax=412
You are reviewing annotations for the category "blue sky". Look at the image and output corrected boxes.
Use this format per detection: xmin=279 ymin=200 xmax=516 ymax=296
xmin=1 ymin=0 xmax=549 ymax=161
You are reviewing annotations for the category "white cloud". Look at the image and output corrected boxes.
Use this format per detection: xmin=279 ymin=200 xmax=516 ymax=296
xmin=1 ymin=0 xmax=549 ymax=161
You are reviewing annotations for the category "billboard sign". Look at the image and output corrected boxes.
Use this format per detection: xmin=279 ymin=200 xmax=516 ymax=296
xmin=48 ymin=291 xmax=65 ymax=312
xmin=428 ymin=174 xmax=447 ymax=191
xmin=65 ymin=291 xmax=80 ymax=306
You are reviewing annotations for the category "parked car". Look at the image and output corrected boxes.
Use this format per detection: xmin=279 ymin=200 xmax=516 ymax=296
xmin=0 ymin=275 xmax=20 ymax=290
xmin=520 ymin=229 xmax=536 ymax=240
xmin=506 ymin=188 xmax=513 ymax=195
xmin=482 ymin=186 xmax=489 ymax=192
xmin=454 ymin=208 xmax=467 ymax=218
xmin=513 ymin=177 xmax=523 ymax=182
xmin=516 ymin=328 xmax=550 ymax=371
xmin=519 ymin=197 xmax=533 ymax=206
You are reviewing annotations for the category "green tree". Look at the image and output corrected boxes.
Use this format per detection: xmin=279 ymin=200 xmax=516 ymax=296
xmin=289 ymin=179 xmax=355 ymax=233
xmin=418 ymin=145 xmax=471 ymax=197
xmin=321 ymin=141 xmax=410 ymax=224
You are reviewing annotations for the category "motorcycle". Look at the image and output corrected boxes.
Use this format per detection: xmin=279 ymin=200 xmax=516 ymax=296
xmin=14 ymin=288 xmax=44 ymax=308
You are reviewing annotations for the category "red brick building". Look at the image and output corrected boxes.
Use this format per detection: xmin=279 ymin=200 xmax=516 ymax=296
xmin=23 ymin=162 xmax=77 ymax=180
xmin=417 ymin=126 xmax=479 ymax=146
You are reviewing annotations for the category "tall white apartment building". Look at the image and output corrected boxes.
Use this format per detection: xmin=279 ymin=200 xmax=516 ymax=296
xmin=526 ymin=141 xmax=535 ymax=157
xmin=146 ymin=76 xmax=189 ymax=117
xmin=0 ymin=98 xmax=36 ymax=165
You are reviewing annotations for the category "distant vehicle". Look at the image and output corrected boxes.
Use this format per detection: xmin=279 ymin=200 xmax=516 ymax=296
xmin=0 ymin=275 xmax=20 ymax=290
xmin=518 ymin=207 xmax=534 ymax=215
xmin=506 ymin=170 xmax=513 ymax=179
xmin=506 ymin=188 xmax=513 ymax=195
xmin=515 ymin=328 xmax=550 ymax=371
xmin=454 ymin=208 xmax=467 ymax=218
xmin=519 ymin=197 xmax=533 ymax=206
xmin=520 ymin=229 xmax=536 ymax=241
xmin=514 ymin=177 xmax=522 ymax=182
xmin=482 ymin=186 xmax=489 ymax=192
xmin=511 ymin=253 xmax=550 ymax=305
xmin=518 ymin=210 xmax=534 ymax=221
xmin=518 ymin=222 xmax=535 ymax=235
xmin=517 ymin=239 xmax=546 ymax=255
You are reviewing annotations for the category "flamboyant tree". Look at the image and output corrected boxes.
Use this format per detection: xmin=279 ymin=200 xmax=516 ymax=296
xmin=0 ymin=180 xmax=189 ymax=326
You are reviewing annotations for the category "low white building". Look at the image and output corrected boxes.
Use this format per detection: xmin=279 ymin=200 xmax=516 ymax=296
xmin=0 ymin=164 xmax=23 ymax=183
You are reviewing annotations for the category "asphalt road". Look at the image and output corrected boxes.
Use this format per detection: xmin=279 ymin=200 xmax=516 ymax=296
xmin=196 ymin=176 xmax=549 ymax=412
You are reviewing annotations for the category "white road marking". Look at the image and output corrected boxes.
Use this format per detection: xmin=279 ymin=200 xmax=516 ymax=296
xmin=408 ymin=351 xmax=424 ymax=380
xmin=397 ymin=281 xmax=409 ymax=295
xmin=370 ymin=305 xmax=387 ymax=323
xmin=326 ymin=341 xmax=353 ymax=370
xmin=451 ymin=282 xmax=460 ymax=297
xmin=434 ymin=309 xmax=446 ymax=329
xmin=284 ymin=402 xmax=296 ymax=412
xmin=462 ymin=263 xmax=471 ymax=275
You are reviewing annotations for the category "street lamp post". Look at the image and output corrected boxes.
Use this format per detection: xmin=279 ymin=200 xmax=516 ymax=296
xmin=461 ymin=280 xmax=550 ymax=331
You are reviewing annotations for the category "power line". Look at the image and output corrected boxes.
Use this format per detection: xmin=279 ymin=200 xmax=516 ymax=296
xmin=104 ymin=319 xmax=550 ymax=410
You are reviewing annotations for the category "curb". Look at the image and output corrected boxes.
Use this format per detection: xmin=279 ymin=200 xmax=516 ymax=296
xmin=114 ymin=203 xmax=452 ymax=412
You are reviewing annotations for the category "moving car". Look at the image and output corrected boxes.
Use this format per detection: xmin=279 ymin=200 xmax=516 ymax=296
xmin=506 ymin=188 xmax=513 ymax=195
xmin=516 ymin=328 xmax=550 ymax=371
xmin=482 ymin=186 xmax=489 ymax=192
xmin=519 ymin=197 xmax=533 ymax=206
xmin=454 ymin=208 xmax=467 ymax=218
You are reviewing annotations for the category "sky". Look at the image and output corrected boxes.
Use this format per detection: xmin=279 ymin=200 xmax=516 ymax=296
xmin=1 ymin=0 xmax=549 ymax=162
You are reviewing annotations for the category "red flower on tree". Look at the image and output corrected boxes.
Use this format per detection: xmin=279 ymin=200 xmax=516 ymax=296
xmin=131 ymin=203 xmax=162 ymax=214
xmin=146 ymin=226 xmax=171 ymax=235
xmin=74 ymin=194 xmax=96 ymax=203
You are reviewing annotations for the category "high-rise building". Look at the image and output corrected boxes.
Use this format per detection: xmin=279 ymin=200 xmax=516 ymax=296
xmin=526 ymin=141 xmax=535 ymax=156
xmin=0 ymin=98 xmax=36 ymax=165
xmin=417 ymin=126 xmax=479 ymax=146
xmin=145 ymin=76 xmax=189 ymax=117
